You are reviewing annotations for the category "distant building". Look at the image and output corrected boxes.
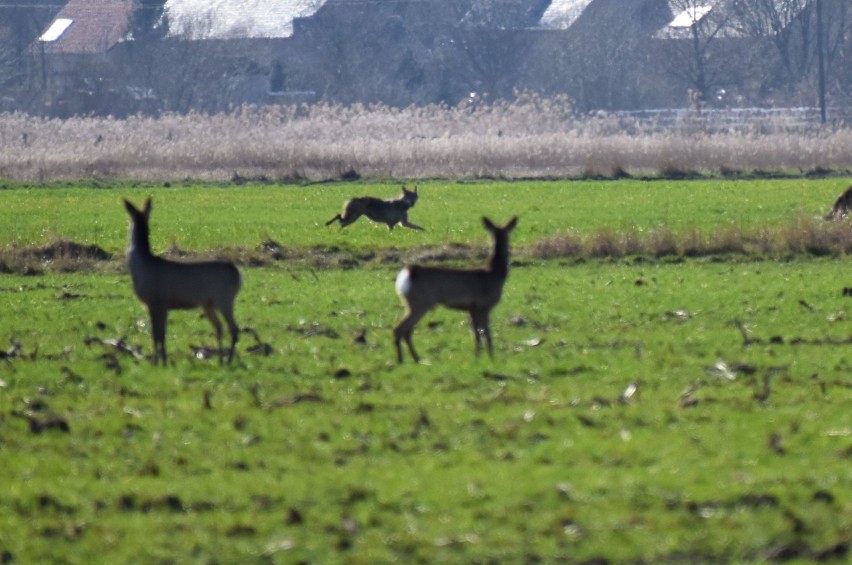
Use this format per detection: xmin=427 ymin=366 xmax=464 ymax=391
xmin=37 ymin=0 xmax=134 ymax=54
xmin=17 ymin=0 xmax=849 ymax=116
xmin=164 ymin=0 xmax=324 ymax=39
xmin=539 ymin=0 xmax=596 ymax=29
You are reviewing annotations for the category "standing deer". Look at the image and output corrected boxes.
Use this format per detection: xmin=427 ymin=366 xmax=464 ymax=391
xmin=325 ymin=185 xmax=424 ymax=230
xmin=393 ymin=216 xmax=518 ymax=363
xmin=124 ymin=198 xmax=241 ymax=365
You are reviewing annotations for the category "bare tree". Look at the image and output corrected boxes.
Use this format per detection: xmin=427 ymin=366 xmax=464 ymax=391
xmin=451 ymin=29 xmax=529 ymax=101
xmin=729 ymin=0 xmax=814 ymax=84
xmin=130 ymin=0 xmax=168 ymax=42
xmin=0 ymin=27 xmax=15 ymax=100
xmin=663 ymin=0 xmax=736 ymax=106
xmin=729 ymin=0 xmax=849 ymax=112
xmin=0 ymin=2 xmax=60 ymax=109
xmin=827 ymin=2 xmax=851 ymax=111
xmin=566 ymin=7 xmax=655 ymax=111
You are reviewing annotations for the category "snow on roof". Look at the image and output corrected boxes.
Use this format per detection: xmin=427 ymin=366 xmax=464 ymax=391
xmin=669 ymin=5 xmax=713 ymax=28
xmin=538 ymin=0 xmax=594 ymax=30
xmin=39 ymin=18 xmax=74 ymax=42
xmin=165 ymin=0 xmax=326 ymax=39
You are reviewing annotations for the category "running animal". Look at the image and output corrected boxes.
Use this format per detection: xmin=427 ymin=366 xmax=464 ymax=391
xmin=325 ymin=185 xmax=424 ymax=230
xmin=825 ymin=185 xmax=852 ymax=220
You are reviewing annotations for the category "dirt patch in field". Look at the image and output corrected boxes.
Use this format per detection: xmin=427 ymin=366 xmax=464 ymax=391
xmin=0 ymin=239 xmax=112 ymax=275
xmin=35 ymin=240 xmax=111 ymax=261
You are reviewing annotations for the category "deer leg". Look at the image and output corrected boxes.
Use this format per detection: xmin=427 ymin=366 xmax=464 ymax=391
xmin=469 ymin=310 xmax=482 ymax=356
xmin=482 ymin=324 xmax=493 ymax=358
xmin=392 ymin=327 xmax=405 ymax=363
xmin=404 ymin=332 xmax=420 ymax=363
xmin=393 ymin=321 xmax=416 ymax=363
xmin=219 ymin=303 xmax=240 ymax=365
xmin=470 ymin=310 xmax=493 ymax=357
xmin=400 ymin=216 xmax=424 ymax=231
xmin=149 ymin=305 xmax=168 ymax=365
xmin=338 ymin=212 xmax=361 ymax=228
xmin=325 ymin=214 xmax=342 ymax=226
xmin=203 ymin=304 xmax=224 ymax=363
xmin=469 ymin=312 xmax=481 ymax=356
xmin=393 ymin=309 xmax=426 ymax=363
xmin=481 ymin=311 xmax=493 ymax=357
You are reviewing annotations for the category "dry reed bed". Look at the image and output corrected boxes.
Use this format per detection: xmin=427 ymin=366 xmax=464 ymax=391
xmin=1 ymin=98 xmax=852 ymax=181
xmin=3 ymin=217 xmax=850 ymax=275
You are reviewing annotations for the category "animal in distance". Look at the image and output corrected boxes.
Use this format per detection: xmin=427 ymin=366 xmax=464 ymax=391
xmin=393 ymin=216 xmax=518 ymax=363
xmin=825 ymin=185 xmax=852 ymax=220
xmin=325 ymin=185 xmax=424 ymax=230
xmin=124 ymin=198 xmax=241 ymax=364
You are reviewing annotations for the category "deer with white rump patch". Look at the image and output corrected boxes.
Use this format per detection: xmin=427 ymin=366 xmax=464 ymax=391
xmin=325 ymin=185 xmax=423 ymax=230
xmin=393 ymin=216 xmax=518 ymax=363
xmin=124 ymin=198 xmax=241 ymax=365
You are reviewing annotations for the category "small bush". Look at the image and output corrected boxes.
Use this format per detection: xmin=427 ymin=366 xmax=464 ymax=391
xmin=648 ymin=226 xmax=679 ymax=257
xmin=589 ymin=229 xmax=624 ymax=258
xmin=531 ymin=232 xmax=584 ymax=259
xmin=707 ymin=226 xmax=747 ymax=255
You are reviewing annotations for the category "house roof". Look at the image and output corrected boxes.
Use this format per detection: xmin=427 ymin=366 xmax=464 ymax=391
xmin=165 ymin=0 xmax=325 ymax=39
xmin=655 ymin=0 xmax=738 ymax=39
xmin=655 ymin=0 xmax=813 ymax=40
xmin=38 ymin=0 xmax=134 ymax=54
xmin=539 ymin=0 xmax=595 ymax=29
xmin=669 ymin=4 xmax=714 ymax=28
xmin=461 ymin=0 xmax=552 ymax=29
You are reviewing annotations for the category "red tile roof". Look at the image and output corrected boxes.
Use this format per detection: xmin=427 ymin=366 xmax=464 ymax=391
xmin=40 ymin=0 xmax=134 ymax=54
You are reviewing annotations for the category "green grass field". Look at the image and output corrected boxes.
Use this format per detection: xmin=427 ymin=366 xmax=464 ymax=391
xmin=0 ymin=179 xmax=849 ymax=563
xmin=0 ymin=178 xmax=845 ymax=251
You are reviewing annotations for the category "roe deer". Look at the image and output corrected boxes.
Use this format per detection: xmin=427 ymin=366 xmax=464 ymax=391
xmin=325 ymin=185 xmax=424 ymax=230
xmin=124 ymin=198 xmax=241 ymax=365
xmin=393 ymin=216 xmax=518 ymax=363
xmin=825 ymin=185 xmax=852 ymax=220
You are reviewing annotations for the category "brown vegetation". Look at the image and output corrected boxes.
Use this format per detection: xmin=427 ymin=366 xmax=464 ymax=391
xmin=1 ymin=98 xmax=852 ymax=182
xmin=0 ymin=240 xmax=111 ymax=275
xmin=3 ymin=216 xmax=850 ymax=276
xmin=532 ymin=216 xmax=852 ymax=260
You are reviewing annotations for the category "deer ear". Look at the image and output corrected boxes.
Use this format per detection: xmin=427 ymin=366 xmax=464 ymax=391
xmin=505 ymin=216 xmax=518 ymax=230
xmin=143 ymin=197 xmax=152 ymax=216
xmin=123 ymin=199 xmax=135 ymax=214
xmin=482 ymin=217 xmax=495 ymax=230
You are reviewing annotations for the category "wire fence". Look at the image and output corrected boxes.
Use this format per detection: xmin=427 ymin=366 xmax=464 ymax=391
xmin=607 ymin=106 xmax=852 ymax=134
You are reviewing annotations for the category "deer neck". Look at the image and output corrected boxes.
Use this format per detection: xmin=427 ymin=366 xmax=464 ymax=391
xmin=128 ymin=219 xmax=154 ymax=261
xmin=489 ymin=233 xmax=510 ymax=277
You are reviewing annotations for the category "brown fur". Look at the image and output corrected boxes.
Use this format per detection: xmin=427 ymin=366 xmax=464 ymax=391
xmin=825 ymin=185 xmax=852 ymax=220
xmin=124 ymin=198 xmax=241 ymax=365
xmin=393 ymin=216 xmax=518 ymax=363
xmin=326 ymin=185 xmax=423 ymax=230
